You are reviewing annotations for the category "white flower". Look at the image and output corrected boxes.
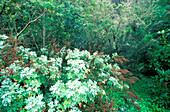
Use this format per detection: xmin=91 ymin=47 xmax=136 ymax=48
xmin=66 ymin=91 xmax=75 ymax=98
xmin=113 ymin=64 xmax=120 ymax=71
xmin=50 ymin=80 xmax=64 ymax=95
xmin=161 ymin=30 xmax=165 ymax=33
xmin=77 ymin=86 xmax=88 ymax=94
xmin=29 ymin=51 xmax=37 ymax=57
xmin=66 ymin=54 xmax=70 ymax=59
xmin=48 ymin=102 xmax=54 ymax=108
xmin=33 ymin=87 xmax=38 ymax=92
xmin=79 ymin=63 xmax=86 ymax=69
xmin=117 ymin=84 xmax=123 ymax=89
xmin=24 ymin=48 xmax=31 ymax=53
xmin=0 ymin=35 xmax=9 ymax=39
xmin=18 ymin=46 xmax=24 ymax=50
xmin=2 ymin=98 xmax=12 ymax=106
xmin=107 ymin=64 xmax=112 ymax=69
xmin=49 ymin=58 xmax=55 ymax=62
xmin=73 ymin=68 xmax=79 ymax=73
xmin=54 ymin=99 xmax=58 ymax=106
xmin=112 ymin=53 xmax=118 ymax=58
xmin=99 ymin=72 xmax=107 ymax=77
xmin=134 ymin=101 xmax=138 ymax=105
xmin=93 ymin=51 xmax=98 ymax=56
xmin=65 ymin=67 xmax=71 ymax=70
xmin=41 ymin=48 xmax=47 ymax=51
xmin=1 ymin=92 xmax=11 ymax=99
xmin=67 ymin=81 xmax=75 ymax=89
xmin=48 ymin=108 xmax=55 ymax=112
xmin=124 ymin=84 xmax=129 ymax=89
xmin=66 ymin=79 xmax=81 ymax=90
xmin=25 ymin=94 xmax=45 ymax=111
xmin=26 ymin=87 xmax=32 ymax=91
xmin=102 ymin=90 xmax=106 ymax=95
xmin=20 ymin=67 xmax=36 ymax=79
xmin=38 ymin=55 xmax=48 ymax=63
xmin=0 ymin=41 xmax=3 ymax=46
xmin=25 ymin=67 xmax=30 ymax=71
xmin=109 ymin=77 xmax=119 ymax=86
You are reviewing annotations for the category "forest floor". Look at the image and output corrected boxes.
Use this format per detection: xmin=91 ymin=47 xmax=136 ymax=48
xmin=130 ymin=73 xmax=169 ymax=112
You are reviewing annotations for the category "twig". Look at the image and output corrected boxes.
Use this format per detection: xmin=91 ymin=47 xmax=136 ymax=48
xmin=43 ymin=12 xmax=46 ymax=48
xmin=16 ymin=11 xmax=46 ymax=39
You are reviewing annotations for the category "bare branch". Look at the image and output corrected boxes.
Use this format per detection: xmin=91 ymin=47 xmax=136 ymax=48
xmin=16 ymin=11 xmax=46 ymax=39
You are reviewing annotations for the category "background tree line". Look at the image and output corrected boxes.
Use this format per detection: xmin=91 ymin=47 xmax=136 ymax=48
xmin=1 ymin=0 xmax=169 ymax=73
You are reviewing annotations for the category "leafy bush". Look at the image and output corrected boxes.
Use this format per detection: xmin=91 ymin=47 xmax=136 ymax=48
xmin=131 ymin=74 xmax=168 ymax=112
xmin=0 ymin=36 xmax=141 ymax=111
xmin=147 ymin=29 xmax=170 ymax=71
xmin=149 ymin=70 xmax=169 ymax=109
xmin=143 ymin=29 xmax=170 ymax=109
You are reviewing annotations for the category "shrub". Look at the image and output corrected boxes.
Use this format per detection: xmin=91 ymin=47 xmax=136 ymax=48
xmin=0 ymin=35 xmax=141 ymax=111
xmin=144 ymin=29 xmax=170 ymax=109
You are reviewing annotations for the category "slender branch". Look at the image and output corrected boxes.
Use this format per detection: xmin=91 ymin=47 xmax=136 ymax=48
xmin=0 ymin=2 xmax=6 ymax=16
xmin=46 ymin=32 xmax=52 ymax=38
xmin=16 ymin=11 xmax=46 ymax=39
xmin=43 ymin=12 xmax=46 ymax=48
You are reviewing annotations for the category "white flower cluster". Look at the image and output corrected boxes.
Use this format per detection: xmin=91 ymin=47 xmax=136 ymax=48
xmin=0 ymin=44 xmax=129 ymax=111
xmin=67 ymin=59 xmax=87 ymax=72
xmin=48 ymin=57 xmax=62 ymax=78
xmin=113 ymin=63 xmax=120 ymax=71
xmin=29 ymin=51 xmax=37 ymax=58
xmin=94 ymin=57 xmax=104 ymax=64
xmin=64 ymin=49 xmax=92 ymax=79
xmin=0 ymin=34 xmax=9 ymax=40
xmin=100 ymin=54 xmax=111 ymax=62
xmin=16 ymin=46 xmax=36 ymax=60
xmin=33 ymin=55 xmax=62 ymax=79
xmin=38 ymin=55 xmax=48 ymax=63
xmin=109 ymin=77 xmax=119 ymax=86
xmin=17 ymin=46 xmax=30 ymax=60
xmin=0 ymin=35 xmax=10 ymax=52
xmin=25 ymin=94 xmax=45 ymax=112
xmin=109 ymin=77 xmax=123 ymax=89
xmin=0 ymin=78 xmax=25 ymax=106
xmin=49 ymin=78 xmax=100 ymax=110
xmin=0 ymin=41 xmax=4 ymax=49
xmin=6 ymin=63 xmax=22 ymax=73
xmin=40 ymin=48 xmax=48 ymax=55
xmin=112 ymin=53 xmax=118 ymax=58
xmin=25 ymin=80 xmax=41 ymax=92
xmin=20 ymin=67 xmax=37 ymax=79
xmin=66 ymin=48 xmax=91 ymax=60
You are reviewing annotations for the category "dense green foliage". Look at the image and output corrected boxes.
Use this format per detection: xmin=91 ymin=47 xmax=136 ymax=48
xmin=0 ymin=0 xmax=169 ymax=111
xmin=0 ymin=36 xmax=142 ymax=111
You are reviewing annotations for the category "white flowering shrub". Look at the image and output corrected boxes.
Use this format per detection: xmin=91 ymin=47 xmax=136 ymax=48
xmin=0 ymin=40 xmax=137 ymax=111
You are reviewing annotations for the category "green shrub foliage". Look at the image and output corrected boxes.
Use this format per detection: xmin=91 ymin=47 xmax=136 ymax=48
xmin=144 ymin=29 xmax=170 ymax=108
xmin=0 ymin=36 xmax=141 ymax=111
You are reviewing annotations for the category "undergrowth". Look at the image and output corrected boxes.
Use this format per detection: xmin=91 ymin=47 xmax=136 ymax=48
xmin=131 ymin=73 xmax=169 ymax=112
xmin=0 ymin=35 xmax=142 ymax=112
